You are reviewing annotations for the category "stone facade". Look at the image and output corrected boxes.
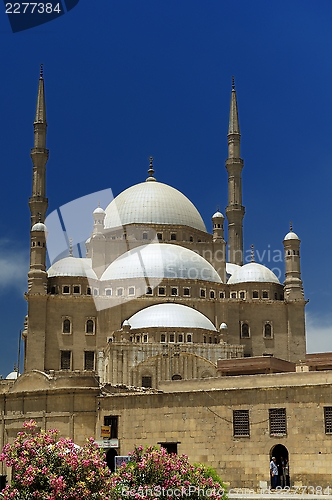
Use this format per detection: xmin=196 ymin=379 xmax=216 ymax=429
xmin=1 ymin=70 xmax=324 ymax=489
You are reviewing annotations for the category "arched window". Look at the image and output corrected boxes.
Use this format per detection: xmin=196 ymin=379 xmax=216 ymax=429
xmin=264 ymin=323 xmax=272 ymax=338
xmin=161 ymin=334 xmax=166 ymax=342
xmin=86 ymin=319 xmax=94 ymax=334
xmin=187 ymin=334 xmax=192 ymax=343
xmin=105 ymin=289 xmax=112 ymax=296
xmin=63 ymin=318 xmax=71 ymax=334
xmin=241 ymin=323 xmax=250 ymax=338
xmin=172 ymin=374 xmax=182 ymax=381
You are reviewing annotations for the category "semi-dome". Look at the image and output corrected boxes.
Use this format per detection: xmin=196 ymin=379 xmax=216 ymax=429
xmin=104 ymin=180 xmax=206 ymax=232
xmin=101 ymin=243 xmax=222 ymax=283
xmin=284 ymin=231 xmax=299 ymax=241
xmin=127 ymin=303 xmax=217 ymax=331
xmin=47 ymin=257 xmax=98 ymax=279
xmin=6 ymin=371 xmax=19 ymax=380
xmin=228 ymin=262 xmax=280 ymax=284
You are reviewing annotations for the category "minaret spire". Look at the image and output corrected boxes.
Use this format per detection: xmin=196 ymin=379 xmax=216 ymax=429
xmin=29 ymin=64 xmax=49 ymax=228
xmin=225 ymin=77 xmax=245 ymax=265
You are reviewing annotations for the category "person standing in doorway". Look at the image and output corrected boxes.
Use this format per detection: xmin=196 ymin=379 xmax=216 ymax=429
xmin=270 ymin=457 xmax=279 ymax=489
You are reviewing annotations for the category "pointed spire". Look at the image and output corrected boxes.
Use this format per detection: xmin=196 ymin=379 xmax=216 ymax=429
xmin=34 ymin=64 xmax=47 ymax=125
xmin=228 ymin=76 xmax=240 ymax=135
xmin=146 ymin=156 xmax=156 ymax=182
xmin=250 ymin=244 xmax=255 ymax=262
xmin=69 ymin=238 xmax=73 ymax=257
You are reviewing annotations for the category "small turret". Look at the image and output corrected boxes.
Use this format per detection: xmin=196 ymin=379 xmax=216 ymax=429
xmin=283 ymin=224 xmax=304 ymax=300
xmin=211 ymin=210 xmax=226 ymax=283
xmin=92 ymin=205 xmax=106 ymax=234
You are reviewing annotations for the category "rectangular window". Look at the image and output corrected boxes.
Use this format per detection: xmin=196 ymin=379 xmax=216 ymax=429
xmin=169 ymin=334 xmax=175 ymax=342
xmin=200 ymin=289 xmax=206 ymax=298
xmin=73 ymin=285 xmax=81 ymax=294
xmin=252 ymin=291 xmax=259 ymax=298
xmin=269 ymin=408 xmax=287 ymax=436
xmin=210 ymin=290 xmax=215 ymax=299
xmin=157 ymin=233 xmax=163 ymax=241
xmin=60 ymin=351 xmax=71 ymax=370
xmin=231 ymin=292 xmax=237 ymax=299
xmin=219 ymin=291 xmax=225 ymax=299
xmin=104 ymin=416 xmax=118 ymax=438
xmin=146 ymin=286 xmax=153 ymax=295
xmin=233 ymin=410 xmax=250 ymax=437
xmin=170 ymin=233 xmax=177 ymax=241
xmin=84 ymin=351 xmax=95 ymax=371
xmin=324 ymin=407 xmax=332 ymax=434
xmin=142 ymin=376 xmax=152 ymax=388
xmin=158 ymin=287 xmax=166 ymax=296
xmin=116 ymin=288 xmax=123 ymax=297
xmin=239 ymin=291 xmax=245 ymax=299
xmin=262 ymin=291 xmax=269 ymax=299
xmin=62 ymin=285 xmax=70 ymax=294
xmin=158 ymin=442 xmax=178 ymax=454
xmin=171 ymin=287 xmax=178 ymax=296
xmin=183 ymin=288 xmax=190 ymax=296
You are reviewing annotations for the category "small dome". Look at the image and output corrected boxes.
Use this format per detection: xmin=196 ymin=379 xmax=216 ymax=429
xmin=228 ymin=262 xmax=280 ymax=284
xmin=220 ymin=322 xmax=228 ymax=330
xmin=101 ymin=244 xmax=222 ymax=283
xmin=284 ymin=231 xmax=299 ymax=241
xmin=226 ymin=263 xmax=241 ymax=276
xmin=47 ymin=257 xmax=97 ymax=279
xmin=104 ymin=181 xmax=206 ymax=232
xmin=6 ymin=371 xmax=19 ymax=380
xmin=212 ymin=211 xmax=224 ymax=219
xmin=93 ymin=207 xmax=106 ymax=215
xmin=122 ymin=320 xmax=131 ymax=327
xmin=31 ymin=222 xmax=47 ymax=232
xmin=127 ymin=303 xmax=217 ymax=331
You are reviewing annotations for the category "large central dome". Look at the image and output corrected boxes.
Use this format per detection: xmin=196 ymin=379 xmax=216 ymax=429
xmin=104 ymin=180 xmax=206 ymax=232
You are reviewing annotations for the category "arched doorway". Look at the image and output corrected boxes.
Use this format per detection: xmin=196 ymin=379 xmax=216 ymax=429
xmin=106 ymin=448 xmax=118 ymax=472
xmin=270 ymin=444 xmax=290 ymax=488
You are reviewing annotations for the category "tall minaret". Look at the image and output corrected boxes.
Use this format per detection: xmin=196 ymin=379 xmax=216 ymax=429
xmin=25 ymin=67 xmax=49 ymax=371
xmin=225 ymin=77 xmax=245 ymax=266
xmin=29 ymin=64 xmax=48 ymax=228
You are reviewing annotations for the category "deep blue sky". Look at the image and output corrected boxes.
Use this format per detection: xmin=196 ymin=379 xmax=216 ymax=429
xmin=1 ymin=1 xmax=332 ymax=377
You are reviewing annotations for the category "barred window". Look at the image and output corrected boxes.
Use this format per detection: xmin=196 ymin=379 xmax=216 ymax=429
xmin=60 ymin=351 xmax=71 ymax=370
xmin=86 ymin=319 xmax=95 ymax=334
xmin=62 ymin=318 xmax=71 ymax=334
xmin=233 ymin=410 xmax=250 ymax=437
xmin=324 ymin=407 xmax=332 ymax=434
xmin=142 ymin=376 xmax=152 ymax=388
xmin=84 ymin=351 xmax=95 ymax=371
xmin=269 ymin=408 xmax=287 ymax=436
xmin=241 ymin=323 xmax=250 ymax=338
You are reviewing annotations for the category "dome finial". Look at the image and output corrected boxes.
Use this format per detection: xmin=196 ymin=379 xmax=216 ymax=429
xmin=290 ymin=221 xmax=293 ymax=232
xmin=232 ymin=75 xmax=235 ymax=91
xmin=250 ymin=244 xmax=255 ymax=262
xmin=40 ymin=63 xmax=44 ymax=79
xmin=146 ymin=156 xmax=156 ymax=182
xmin=38 ymin=212 xmax=42 ymax=222
xmin=69 ymin=238 xmax=73 ymax=257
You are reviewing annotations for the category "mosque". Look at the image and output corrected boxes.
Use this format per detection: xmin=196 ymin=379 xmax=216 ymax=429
xmin=1 ymin=70 xmax=331 ymax=489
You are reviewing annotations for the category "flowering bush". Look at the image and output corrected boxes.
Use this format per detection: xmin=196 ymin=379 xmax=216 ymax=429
xmin=109 ymin=446 xmax=227 ymax=500
xmin=0 ymin=420 xmax=111 ymax=500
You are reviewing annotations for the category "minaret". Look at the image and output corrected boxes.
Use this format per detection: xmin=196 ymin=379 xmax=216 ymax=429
xmin=29 ymin=64 xmax=49 ymax=228
xmin=225 ymin=77 xmax=245 ymax=266
xmin=283 ymin=224 xmax=304 ymax=300
xmin=25 ymin=67 xmax=49 ymax=372
xmin=282 ymin=225 xmax=306 ymax=363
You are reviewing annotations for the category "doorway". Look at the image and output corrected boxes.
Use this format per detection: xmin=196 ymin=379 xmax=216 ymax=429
xmin=270 ymin=444 xmax=290 ymax=488
xmin=106 ymin=448 xmax=118 ymax=472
